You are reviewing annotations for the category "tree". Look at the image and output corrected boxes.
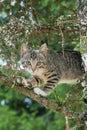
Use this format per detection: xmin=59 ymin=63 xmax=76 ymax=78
xmin=0 ymin=0 xmax=87 ymax=129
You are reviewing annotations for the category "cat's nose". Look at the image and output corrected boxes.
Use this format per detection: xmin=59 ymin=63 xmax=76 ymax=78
xmin=32 ymin=67 xmax=36 ymax=72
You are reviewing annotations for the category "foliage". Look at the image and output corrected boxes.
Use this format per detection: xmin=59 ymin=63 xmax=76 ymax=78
xmin=0 ymin=0 xmax=87 ymax=129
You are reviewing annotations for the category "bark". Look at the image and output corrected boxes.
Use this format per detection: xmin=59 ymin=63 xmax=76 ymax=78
xmin=77 ymin=0 xmax=87 ymax=53
xmin=77 ymin=0 xmax=87 ymax=128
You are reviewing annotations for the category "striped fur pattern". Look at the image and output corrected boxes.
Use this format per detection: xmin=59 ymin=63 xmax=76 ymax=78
xmin=21 ymin=43 xmax=85 ymax=96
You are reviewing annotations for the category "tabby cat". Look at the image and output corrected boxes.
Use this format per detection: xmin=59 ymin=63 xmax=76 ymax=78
xmin=20 ymin=43 xmax=85 ymax=96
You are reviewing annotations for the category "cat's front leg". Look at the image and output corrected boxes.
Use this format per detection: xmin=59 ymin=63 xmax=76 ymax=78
xmin=42 ymin=76 xmax=59 ymax=96
xmin=33 ymin=83 xmax=56 ymax=96
xmin=33 ymin=88 xmax=48 ymax=96
xmin=17 ymin=76 xmax=47 ymax=96
xmin=27 ymin=75 xmax=44 ymax=87
xmin=21 ymin=76 xmax=38 ymax=89
xmin=22 ymin=77 xmax=48 ymax=96
xmin=20 ymin=75 xmax=44 ymax=89
xmin=33 ymin=73 xmax=59 ymax=96
xmin=16 ymin=77 xmax=32 ymax=89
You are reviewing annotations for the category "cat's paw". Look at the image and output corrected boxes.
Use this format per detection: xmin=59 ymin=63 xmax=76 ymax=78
xmin=33 ymin=88 xmax=47 ymax=96
xmin=16 ymin=77 xmax=32 ymax=89
xmin=12 ymin=77 xmax=23 ymax=88
xmin=16 ymin=77 xmax=26 ymax=85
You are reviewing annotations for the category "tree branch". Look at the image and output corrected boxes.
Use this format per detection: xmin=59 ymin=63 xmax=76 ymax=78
xmin=0 ymin=71 xmax=85 ymax=124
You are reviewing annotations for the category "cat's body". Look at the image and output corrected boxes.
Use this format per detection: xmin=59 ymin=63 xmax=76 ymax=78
xmin=20 ymin=44 xmax=85 ymax=96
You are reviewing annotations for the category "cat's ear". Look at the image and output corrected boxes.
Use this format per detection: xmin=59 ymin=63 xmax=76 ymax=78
xmin=39 ymin=43 xmax=48 ymax=56
xmin=21 ymin=44 xmax=30 ymax=57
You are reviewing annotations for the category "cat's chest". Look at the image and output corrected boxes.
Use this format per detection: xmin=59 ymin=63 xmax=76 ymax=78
xmin=30 ymin=70 xmax=47 ymax=83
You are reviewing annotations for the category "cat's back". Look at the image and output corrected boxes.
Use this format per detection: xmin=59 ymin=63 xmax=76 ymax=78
xmin=57 ymin=50 xmax=83 ymax=70
xmin=47 ymin=50 xmax=83 ymax=68
xmin=47 ymin=50 xmax=85 ymax=81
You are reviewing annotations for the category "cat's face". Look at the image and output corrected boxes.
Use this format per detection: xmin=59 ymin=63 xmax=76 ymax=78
xmin=21 ymin=44 xmax=48 ymax=75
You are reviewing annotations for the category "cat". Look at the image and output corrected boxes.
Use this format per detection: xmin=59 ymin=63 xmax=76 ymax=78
xmin=20 ymin=43 xmax=85 ymax=96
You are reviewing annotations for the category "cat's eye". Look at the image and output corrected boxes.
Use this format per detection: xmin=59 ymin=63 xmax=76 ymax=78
xmin=22 ymin=61 xmax=27 ymax=67
xmin=26 ymin=61 xmax=31 ymax=65
xmin=37 ymin=61 xmax=43 ymax=66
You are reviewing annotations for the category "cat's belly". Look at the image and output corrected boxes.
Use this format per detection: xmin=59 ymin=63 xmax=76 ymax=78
xmin=58 ymin=78 xmax=79 ymax=84
xmin=59 ymin=71 xmax=83 ymax=84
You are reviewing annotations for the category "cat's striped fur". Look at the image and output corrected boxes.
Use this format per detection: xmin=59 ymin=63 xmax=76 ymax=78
xmin=20 ymin=43 xmax=85 ymax=96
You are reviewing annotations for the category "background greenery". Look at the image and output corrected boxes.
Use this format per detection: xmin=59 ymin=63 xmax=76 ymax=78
xmin=0 ymin=0 xmax=86 ymax=129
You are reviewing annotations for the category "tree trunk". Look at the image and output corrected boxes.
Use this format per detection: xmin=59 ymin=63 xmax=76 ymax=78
xmin=77 ymin=0 xmax=87 ymax=52
xmin=77 ymin=0 xmax=87 ymax=127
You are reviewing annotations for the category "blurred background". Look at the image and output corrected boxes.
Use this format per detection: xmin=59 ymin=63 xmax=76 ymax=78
xmin=0 ymin=0 xmax=86 ymax=129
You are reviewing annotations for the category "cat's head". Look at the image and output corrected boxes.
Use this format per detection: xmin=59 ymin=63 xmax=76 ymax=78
xmin=21 ymin=43 xmax=48 ymax=75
